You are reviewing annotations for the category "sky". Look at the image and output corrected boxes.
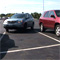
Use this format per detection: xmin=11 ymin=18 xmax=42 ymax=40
xmin=0 ymin=0 xmax=60 ymax=14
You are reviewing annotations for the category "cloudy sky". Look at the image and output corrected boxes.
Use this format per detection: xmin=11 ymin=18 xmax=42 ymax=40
xmin=0 ymin=0 xmax=60 ymax=14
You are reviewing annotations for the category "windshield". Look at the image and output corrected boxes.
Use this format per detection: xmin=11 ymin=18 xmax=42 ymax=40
xmin=11 ymin=14 xmax=26 ymax=18
xmin=55 ymin=10 xmax=60 ymax=17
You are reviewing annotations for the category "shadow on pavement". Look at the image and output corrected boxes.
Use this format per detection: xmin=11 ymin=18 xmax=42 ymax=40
xmin=44 ymin=29 xmax=55 ymax=34
xmin=36 ymin=29 xmax=55 ymax=35
xmin=0 ymin=34 xmax=16 ymax=59
xmin=8 ymin=28 xmax=40 ymax=34
xmin=7 ymin=28 xmax=56 ymax=35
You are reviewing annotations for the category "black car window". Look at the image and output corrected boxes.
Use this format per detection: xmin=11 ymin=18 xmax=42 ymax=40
xmin=49 ymin=11 xmax=55 ymax=17
xmin=28 ymin=14 xmax=33 ymax=18
xmin=44 ymin=11 xmax=49 ymax=17
xmin=55 ymin=10 xmax=60 ymax=17
xmin=25 ymin=13 xmax=33 ymax=18
xmin=11 ymin=14 xmax=25 ymax=18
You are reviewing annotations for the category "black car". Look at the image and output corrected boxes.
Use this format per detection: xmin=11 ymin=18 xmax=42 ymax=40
xmin=3 ymin=13 xmax=34 ymax=32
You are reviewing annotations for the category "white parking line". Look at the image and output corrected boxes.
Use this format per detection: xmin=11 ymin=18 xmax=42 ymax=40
xmin=37 ymin=32 xmax=60 ymax=43
xmin=0 ymin=44 xmax=60 ymax=54
xmin=0 ymin=32 xmax=6 ymax=41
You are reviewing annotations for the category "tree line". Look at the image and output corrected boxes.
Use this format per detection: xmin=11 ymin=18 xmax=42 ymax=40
xmin=0 ymin=13 xmax=14 ymax=18
xmin=31 ymin=12 xmax=41 ymax=19
xmin=0 ymin=12 xmax=41 ymax=19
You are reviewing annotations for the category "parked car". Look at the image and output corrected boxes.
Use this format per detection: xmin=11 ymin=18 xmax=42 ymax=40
xmin=39 ymin=10 xmax=60 ymax=36
xmin=3 ymin=13 xmax=34 ymax=32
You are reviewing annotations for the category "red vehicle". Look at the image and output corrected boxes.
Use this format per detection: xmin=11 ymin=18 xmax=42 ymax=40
xmin=39 ymin=10 xmax=60 ymax=36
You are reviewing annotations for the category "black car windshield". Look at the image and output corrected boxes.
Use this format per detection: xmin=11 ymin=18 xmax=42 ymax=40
xmin=11 ymin=14 xmax=26 ymax=18
xmin=55 ymin=10 xmax=60 ymax=17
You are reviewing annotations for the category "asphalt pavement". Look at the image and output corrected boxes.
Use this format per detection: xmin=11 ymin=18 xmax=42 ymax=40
xmin=0 ymin=19 xmax=60 ymax=60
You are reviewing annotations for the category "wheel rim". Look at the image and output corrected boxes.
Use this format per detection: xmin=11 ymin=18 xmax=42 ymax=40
xmin=40 ymin=24 xmax=43 ymax=31
xmin=56 ymin=27 xmax=60 ymax=36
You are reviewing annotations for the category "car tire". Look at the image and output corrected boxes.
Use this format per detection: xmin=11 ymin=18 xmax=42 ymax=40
xmin=55 ymin=25 xmax=60 ymax=37
xmin=40 ymin=23 xmax=45 ymax=32
xmin=24 ymin=23 xmax=27 ymax=30
xmin=6 ymin=29 xmax=9 ymax=32
xmin=31 ymin=23 xmax=34 ymax=30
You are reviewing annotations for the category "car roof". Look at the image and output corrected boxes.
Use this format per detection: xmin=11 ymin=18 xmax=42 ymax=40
xmin=45 ymin=10 xmax=60 ymax=12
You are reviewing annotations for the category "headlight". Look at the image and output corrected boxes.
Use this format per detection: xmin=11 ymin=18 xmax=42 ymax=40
xmin=18 ymin=20 xmax=23 ymax=23
xmin=3 ymin=20 xmax=7 ymax=24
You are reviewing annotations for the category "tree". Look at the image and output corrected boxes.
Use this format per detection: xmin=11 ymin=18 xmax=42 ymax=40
xmin=31 ymin=12 xmax=41 ymax=19
xmin=0 ymin=14 xmax=6 ymax=17
xmin=6 ymin=13 xmax=14 ymax=17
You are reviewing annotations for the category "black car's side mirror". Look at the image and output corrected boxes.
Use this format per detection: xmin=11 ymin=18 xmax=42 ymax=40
xmin=51 ymin=15 xmax=55 ymax=18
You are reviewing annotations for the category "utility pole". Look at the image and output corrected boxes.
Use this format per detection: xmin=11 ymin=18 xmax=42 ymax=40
xmin=43 ymin=0 xmax=44 ymax=12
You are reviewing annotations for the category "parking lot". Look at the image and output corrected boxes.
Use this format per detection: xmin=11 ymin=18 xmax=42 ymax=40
xmin=0 ymin=20 xmax=60 ymax=60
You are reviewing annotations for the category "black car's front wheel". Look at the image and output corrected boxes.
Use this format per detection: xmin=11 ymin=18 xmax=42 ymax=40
xmin=31 ymin=23 xmax=34 ymax=30
xmin=24 ymin=23 xmax=27 ymax=30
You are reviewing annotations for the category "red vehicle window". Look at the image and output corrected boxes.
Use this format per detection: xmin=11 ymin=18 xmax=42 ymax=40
xmin=44 ymin=11 xmax=49 ymax=17
xmin=49 ymin=11 xmax=55 ymax=17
